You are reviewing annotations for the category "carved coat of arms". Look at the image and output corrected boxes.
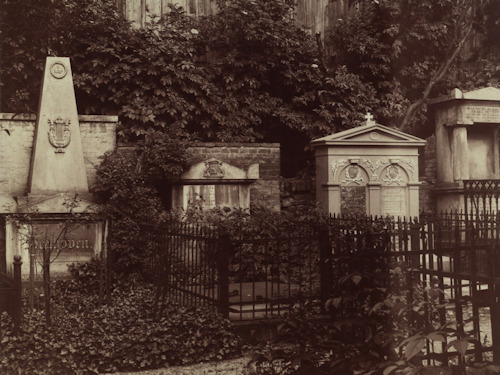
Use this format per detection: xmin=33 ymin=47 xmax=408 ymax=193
xmin=48 ymin=118 xmax=71 ymax=153
xmin=203 ymin=159 xmax=224 ymax=178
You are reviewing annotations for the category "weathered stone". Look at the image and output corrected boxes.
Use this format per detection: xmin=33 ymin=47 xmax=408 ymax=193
xmin=29 ymin=57 xmax=88 ymax=195
xmin=1 ymin=58 xmax=114 ymax=277
xmin=310 ymin=115 xmax=425 ymax=218
xmin=429 ymin=87 xmax=500 ymax=211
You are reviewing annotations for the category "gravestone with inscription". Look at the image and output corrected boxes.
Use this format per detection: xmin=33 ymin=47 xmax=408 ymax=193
xmin=311 ymin=113 xmax=426 ymax=218
xmin=3 ymin=57 xmax=108 ymax=278
xmin=429 ymin=87 xmax=500 ymax=211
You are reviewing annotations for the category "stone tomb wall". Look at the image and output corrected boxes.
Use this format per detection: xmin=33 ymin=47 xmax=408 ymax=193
xmin=0 ymin=113 xmax=117 ymax=197
xmin=184 ymin=143 xmax=281 ymax=211
xmin=117 ymin=142 xmax=281 ymax=211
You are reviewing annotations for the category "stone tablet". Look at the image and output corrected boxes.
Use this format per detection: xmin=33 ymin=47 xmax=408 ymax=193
xmin=340 ymin=186 xmax=366 ymax=216
xmin=464 ymin=106 xmax=500 ymax=123
xmin=381 ymin=186 xmax=407 ymax=218
xmin=25 ymin=222 xmax=100 ymax=276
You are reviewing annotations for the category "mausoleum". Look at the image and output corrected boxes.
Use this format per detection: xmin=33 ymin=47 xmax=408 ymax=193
xmin=429 ymin=87 xmax=500 ymax=211
xmin=311 ymin=114 xmax=426 ymax=218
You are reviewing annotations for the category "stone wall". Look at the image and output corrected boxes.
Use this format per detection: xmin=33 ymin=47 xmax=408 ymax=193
xmin=0 ymin=113 xmax=117 ymax=197
xmin=419 ymin=134 xmax=437 ymax=213
xmin=188 ymin=143 xmax=281 ymax=211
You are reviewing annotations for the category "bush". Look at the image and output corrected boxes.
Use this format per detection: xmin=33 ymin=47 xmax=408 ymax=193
xmin=1 ymin=282 xmax=240 ymax=374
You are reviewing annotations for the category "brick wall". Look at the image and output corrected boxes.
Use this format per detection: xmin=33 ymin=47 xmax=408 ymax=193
xmin=0 ymin=113 xmax=117 ymax=197
xmin=188 ymin=143 xmax=281 ymax=211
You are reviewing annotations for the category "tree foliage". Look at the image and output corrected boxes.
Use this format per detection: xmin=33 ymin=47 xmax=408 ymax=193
xmin=0 ymin=0 xmax=376 ymax=144
xmin=328 ymin=0 xmax=499 ymax=135
xmin=1 ymin=0 xmax=500 ymax=146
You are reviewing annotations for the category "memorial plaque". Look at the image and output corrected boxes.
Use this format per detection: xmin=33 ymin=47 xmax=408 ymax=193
xmin=464 ymin=106 xmax=500 ymax=123
xmin=340 ymin=186 xmax=366 ymax=216
xmin=28 ymin=223 xmax=100 ymax=275
xmin=381 ymin=186 xmax=407 ymax=218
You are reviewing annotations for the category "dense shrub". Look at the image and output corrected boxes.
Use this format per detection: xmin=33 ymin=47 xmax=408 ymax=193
xmin=93 ymin=131 xmax=192 ymax=278
xmin=0 ymin=282 xmax=240 ymax=374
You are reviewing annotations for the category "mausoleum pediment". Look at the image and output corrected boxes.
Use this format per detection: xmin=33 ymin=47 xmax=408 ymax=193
xmin=180 ymin=158 xmax=259 ymax=183
xmin=310 ymin=123 xmax=426 ymax=147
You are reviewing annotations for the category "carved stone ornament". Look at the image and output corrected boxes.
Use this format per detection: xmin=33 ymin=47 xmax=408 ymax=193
xmin=402 ymin=158 xmax=415 ymax=178
xmin=363 ymin=158 xmax=388 ymax=181
xmin=382 ymin=164 xmax=405 ymax=185
xmin=50 ymin=62 xmax=67 ymax=79
xmin=331 ymin=159 xmax=347 ymax=181
xmin=203 ymin=159 xmax=224 ymax=179
xmin=48 ymin=118 xmax=71 ymax=153
xmin=342 ymin=164 xmax=364 ymax=185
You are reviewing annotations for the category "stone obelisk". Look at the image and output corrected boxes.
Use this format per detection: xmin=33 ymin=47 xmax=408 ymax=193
xmin=29 ymin=57 xmax=88 ymax=195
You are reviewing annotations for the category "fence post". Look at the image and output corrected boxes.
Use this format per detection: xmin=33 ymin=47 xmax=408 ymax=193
xmin=410 ymin=218 xmax=421 ymax=268
xmin=319 ymin=226 xmax=332 ymax=309
xmin=217 ymin=233 xmax=230 ymax=319
xmin=491 ymin=213 xmax=500 ymax=362
xmin=13 ymin=255 xmax=22 ymax=331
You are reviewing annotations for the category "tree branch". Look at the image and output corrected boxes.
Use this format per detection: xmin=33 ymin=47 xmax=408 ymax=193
xmin=399 ymin=18 xmax=474 ymax=133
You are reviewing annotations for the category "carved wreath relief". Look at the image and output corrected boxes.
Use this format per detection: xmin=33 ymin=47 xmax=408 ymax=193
xmin=50 ymin=62 xmax=67 ymax=79
xmin=48 ymin=118 xmax=71 ymax=153
xmin=342 ymin=165 xmax=364 ymax=185
xmin=382 ymin=165 xmax=405 ymax=185
xmin=332 ymin=158 xmax=411 ymax=185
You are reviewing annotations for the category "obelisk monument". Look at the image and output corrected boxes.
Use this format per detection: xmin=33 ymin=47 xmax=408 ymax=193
xmin=28 ymin=57 xmax=88 ymax=196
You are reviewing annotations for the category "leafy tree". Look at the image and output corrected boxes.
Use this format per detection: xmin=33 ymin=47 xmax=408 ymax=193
xmin=2 ymin=0 xmax=500 ymax=174
xmin=0 ymin=0 xmax=376 ymax=143
xmin=0 ymin=0 xmax=131 ymax=113
xmin=1 ymin=1 xmax=216 ymax=139
xmin=327 ymin=0 xmax=497 ymax=136
xmin=197 ymin=0 xmax=379 ymax=139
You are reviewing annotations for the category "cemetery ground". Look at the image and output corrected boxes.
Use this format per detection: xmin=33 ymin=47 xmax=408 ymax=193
xmin=2 ymin=211 xmax=500 ymax=375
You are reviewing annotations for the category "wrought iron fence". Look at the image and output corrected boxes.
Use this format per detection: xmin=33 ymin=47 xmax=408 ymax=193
xmin=464 ymin=179 xmax=500 ymax=217
xmin=328 ymin=213 xmax=500 ymax=364
xmin=143 ymin=222 xmax=321 ymax=321
xmin=142 ymin=212 xmax=500 ymax=363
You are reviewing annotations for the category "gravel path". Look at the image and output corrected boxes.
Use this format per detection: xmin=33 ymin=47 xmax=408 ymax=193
xmin=106 ymin=357 xmax=252 ymax=375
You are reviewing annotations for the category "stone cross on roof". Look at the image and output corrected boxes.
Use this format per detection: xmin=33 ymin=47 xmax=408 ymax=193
xmin=364 ymin=112 xmax=375 ymax=125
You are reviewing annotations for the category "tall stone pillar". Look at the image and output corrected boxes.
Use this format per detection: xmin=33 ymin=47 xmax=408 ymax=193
xmin=451 ymin=125 xmax=470 ymax=181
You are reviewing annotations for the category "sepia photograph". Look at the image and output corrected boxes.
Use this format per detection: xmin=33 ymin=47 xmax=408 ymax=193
xmin=1 ymin=0 xmax=500 ymax=374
